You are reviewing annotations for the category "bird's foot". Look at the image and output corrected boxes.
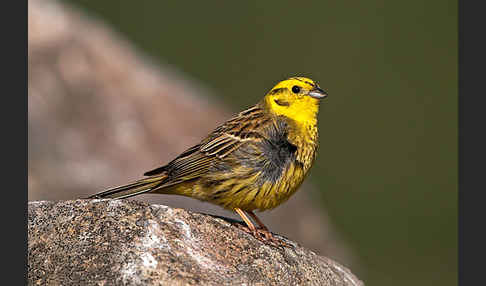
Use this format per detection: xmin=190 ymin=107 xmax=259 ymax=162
xmin=255 ymin=228 xmax=289 ymax=248
xmin=234 ymin=223 xmax=290 ymax=248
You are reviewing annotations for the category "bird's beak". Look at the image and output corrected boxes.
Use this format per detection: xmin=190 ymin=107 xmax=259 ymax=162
xmin=308 ymin=87 xmax=328 ymax=99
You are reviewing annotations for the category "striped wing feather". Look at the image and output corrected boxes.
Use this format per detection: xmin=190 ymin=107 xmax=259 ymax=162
xmin=144 ymin=105 xmax=270 ymax=185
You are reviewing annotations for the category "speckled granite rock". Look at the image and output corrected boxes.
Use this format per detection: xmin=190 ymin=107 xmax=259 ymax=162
xmin=28 ymin=200 xmax=363 ymax=286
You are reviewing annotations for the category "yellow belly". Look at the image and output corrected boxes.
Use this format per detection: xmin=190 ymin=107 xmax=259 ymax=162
xmin=242 ymin=162 xmax=307 ymax=211
xmin=161 ymin=161 xmax=307 ymax=212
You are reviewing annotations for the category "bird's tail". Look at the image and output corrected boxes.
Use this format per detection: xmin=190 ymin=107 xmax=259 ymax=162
xmin=84 ymin=175 xmax=168 ymax=200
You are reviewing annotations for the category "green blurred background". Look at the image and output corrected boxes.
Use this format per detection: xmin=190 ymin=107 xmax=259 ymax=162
xmin=65 ymin=1 xmax=457 ymax=285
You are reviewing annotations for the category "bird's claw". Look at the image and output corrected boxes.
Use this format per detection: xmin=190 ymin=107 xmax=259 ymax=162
xmin=234 ymin=223 xmax=290 ymax=248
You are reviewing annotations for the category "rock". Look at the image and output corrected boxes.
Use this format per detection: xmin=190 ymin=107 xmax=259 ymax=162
xmin=28 ymin=200 xmax=363 ymax=286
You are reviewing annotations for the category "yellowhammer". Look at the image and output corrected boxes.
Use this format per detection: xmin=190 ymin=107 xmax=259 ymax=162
xmin=86 ymin=76 xmax=327 ymax=246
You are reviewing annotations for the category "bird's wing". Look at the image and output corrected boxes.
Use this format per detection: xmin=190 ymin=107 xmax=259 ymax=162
xmin=199 ymin=105 xmax=271 ymax=159
xmin=143 ymin=105 xmax=272 ymax=184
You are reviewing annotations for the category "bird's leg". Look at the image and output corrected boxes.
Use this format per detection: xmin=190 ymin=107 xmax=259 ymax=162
xmin=246 ymin=211 xmax=285 ymax=246
xmin=234 ymin=208 xmax=288 ymax=247
xmin=234 ymin=208 xmax=258 ymax=236
xmin=246 ymin=211 xmax=269 ymax=232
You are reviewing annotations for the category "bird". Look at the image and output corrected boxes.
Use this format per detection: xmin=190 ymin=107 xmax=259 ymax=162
xmin=85 ymin=76 xmax=327 ymax=246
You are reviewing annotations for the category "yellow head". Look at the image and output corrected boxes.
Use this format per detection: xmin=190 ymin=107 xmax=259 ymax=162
xmin=263 ymin=77 xmax=327 ymax=125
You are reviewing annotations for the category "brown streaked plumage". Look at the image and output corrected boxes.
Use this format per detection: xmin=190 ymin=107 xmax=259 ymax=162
xmin=86 ymin=77 xmax=327 ymax=246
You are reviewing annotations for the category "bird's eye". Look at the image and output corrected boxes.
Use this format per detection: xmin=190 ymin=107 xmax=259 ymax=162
xmin=291 ymin=86 xmax=301 ymax=94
